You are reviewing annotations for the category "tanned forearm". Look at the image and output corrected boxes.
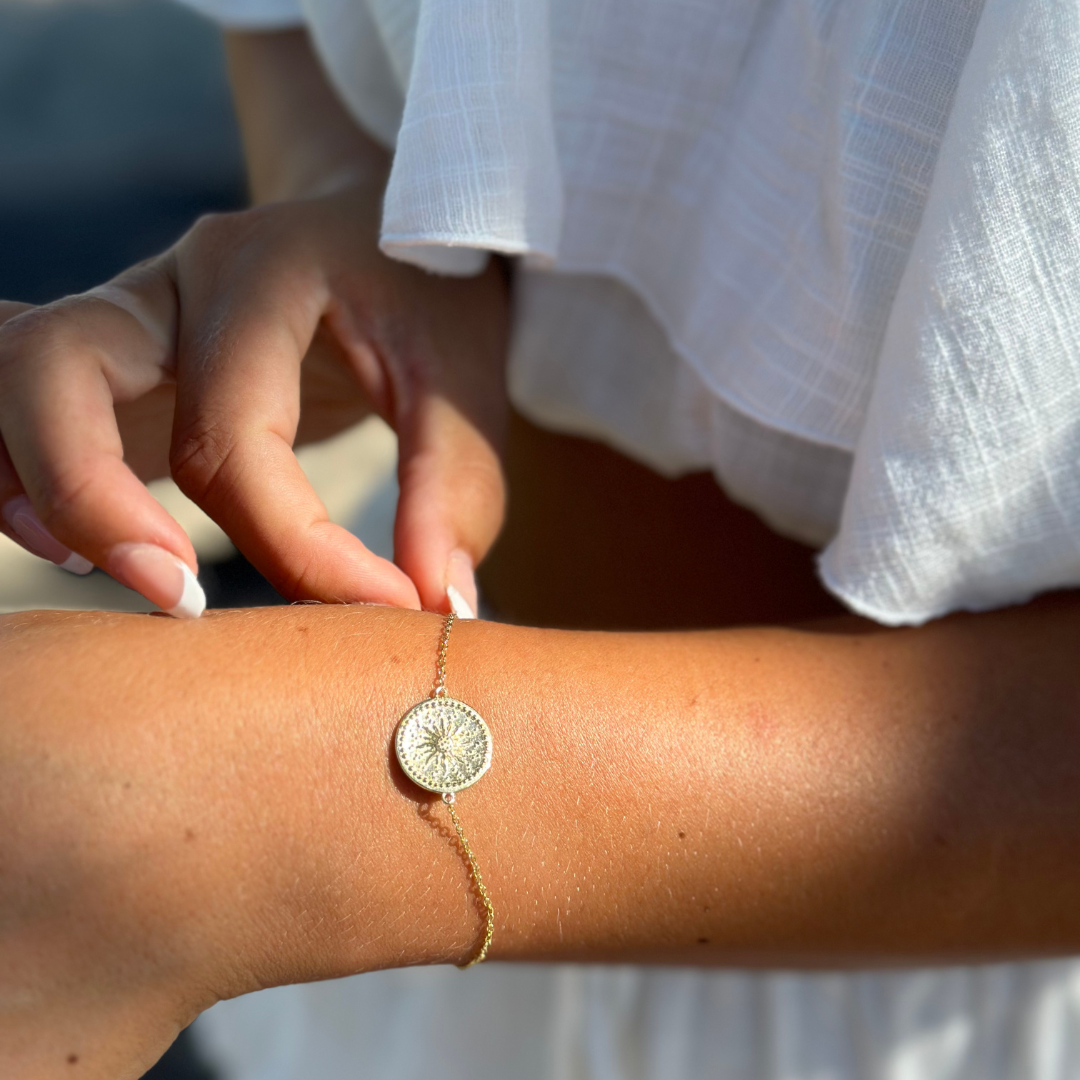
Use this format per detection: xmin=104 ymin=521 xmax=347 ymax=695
xmin=3 ymin=598 xmax=1080 ymax=1008
xmin=6 ymin=599 xmax=1080 ymax=1076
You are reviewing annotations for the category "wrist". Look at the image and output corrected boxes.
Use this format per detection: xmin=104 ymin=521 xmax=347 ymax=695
xmin=0 ymin=607 xmax=454 ymax=1013
xmin=264 ymin=606 xmax=487 ymax=979
xmin=225 ymin=29 xmax=391 ymax=206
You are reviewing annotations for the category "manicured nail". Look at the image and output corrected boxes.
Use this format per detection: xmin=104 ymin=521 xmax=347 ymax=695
xmin=58 ymin=550 xmax=95 ymax=574
xmin=106 ymin=542 xmax=206 ymax=619
xmin=445 ymin=549 xmax=478 ymax=619
xmin=446 ymin=584 xmax=476 ymax=620
xmin=1 ymin=495 xmax=94 ymax=574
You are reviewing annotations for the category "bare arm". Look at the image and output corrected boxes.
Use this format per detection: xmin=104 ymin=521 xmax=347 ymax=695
xmin=224 ymin=29 xmax=392 ymax=204
xmin=3 ymin=596 xmax=1079 ymax=1074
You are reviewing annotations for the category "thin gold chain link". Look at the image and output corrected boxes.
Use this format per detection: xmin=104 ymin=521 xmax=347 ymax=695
xmin=443 ymin=793 xmax=496 ymax=968
xmin=430 ymin=611 xmax=494 ymax=967
xmin=432 ymin=612 xmax=455 ymax=698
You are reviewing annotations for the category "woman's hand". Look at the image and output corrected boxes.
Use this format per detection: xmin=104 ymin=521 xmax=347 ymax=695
xmin=0 ymin=182 xmax=509 ymax=615
xmin=0 ymin=26 xmax=510 ymax=617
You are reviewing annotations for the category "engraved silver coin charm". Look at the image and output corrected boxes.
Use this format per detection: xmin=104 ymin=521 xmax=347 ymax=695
xmin=395 ymin=696 xmax=493 ymax=794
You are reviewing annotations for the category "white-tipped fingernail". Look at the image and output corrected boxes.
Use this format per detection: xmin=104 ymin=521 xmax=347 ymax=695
xmin=168 ymin=561 xmax=207 ymax=619
xmin=446 ymin=583 xmax=476 ymax=620
xmin=2 ymin=494 xmax=95 ymax=573
xmin=106 ymin=542 xmax=206 ymax=619
xmin=445 ymin=548 xmax=478 ymax=618
xmin=59 ymin=550 xmax=95 ymax=575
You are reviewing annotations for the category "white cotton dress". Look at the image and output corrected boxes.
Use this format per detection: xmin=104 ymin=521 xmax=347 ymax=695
xmin=177 ymin=0 xmax=1080 ymax=1076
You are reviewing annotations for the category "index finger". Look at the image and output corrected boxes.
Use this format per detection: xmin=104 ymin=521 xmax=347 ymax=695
xmin=168 ymin=217 xmax=421 ymax=608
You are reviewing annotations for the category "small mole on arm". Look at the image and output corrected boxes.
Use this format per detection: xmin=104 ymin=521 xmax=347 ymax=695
xmin=184 ymin=828 xmax=196 ymax=842
xmin=678 ymin=831 xmax=686 ymax=839
xmin=67 ymin=1054 xmax=79 ymax=1065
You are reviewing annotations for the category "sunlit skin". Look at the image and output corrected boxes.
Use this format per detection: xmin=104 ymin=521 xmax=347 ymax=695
xmin=5 ymin=596 xmax=1080 ymax=1079
xmin=1 ymin=27 xmax=1080 ymax=1080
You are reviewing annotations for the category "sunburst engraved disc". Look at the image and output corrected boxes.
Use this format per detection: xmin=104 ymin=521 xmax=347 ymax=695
xmin=395 ymin=697 xmax=493 ymax=794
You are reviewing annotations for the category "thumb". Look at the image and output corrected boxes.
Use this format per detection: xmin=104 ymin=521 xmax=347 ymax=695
xmin=393 ymin=394 xmax=506 ymax=617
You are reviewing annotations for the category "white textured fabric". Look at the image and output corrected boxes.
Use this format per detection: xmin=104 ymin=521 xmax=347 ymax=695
xmin=180 ymin=0 xmax=1080 ymax=1077
xmin=509 ymin=271 xmax=854 ymax=546
xmin=197 ymin=0 xmax=1080 ymax=626
xmin=197 ymin=960 xmax=1080 ymax=1080
xmin=819 ymin=0 xmax=1080 ymax=621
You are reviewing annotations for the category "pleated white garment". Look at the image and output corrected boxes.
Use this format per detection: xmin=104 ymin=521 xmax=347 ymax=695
xmin=175 ymin=0 xmax=1080 ymax=1075
xmin=182 ymin=0 xmax=1080 ymax=626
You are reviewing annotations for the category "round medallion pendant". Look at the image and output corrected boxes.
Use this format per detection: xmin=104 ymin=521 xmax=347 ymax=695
xmin=395 ymin=696 xmax=493 ymax=794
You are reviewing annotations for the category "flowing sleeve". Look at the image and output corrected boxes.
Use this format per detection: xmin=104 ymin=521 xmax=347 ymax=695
xmin=171 ymin=0 xmax=1080 ymax=626
xmin=819 ymin=0 xmax=1080 ymax=624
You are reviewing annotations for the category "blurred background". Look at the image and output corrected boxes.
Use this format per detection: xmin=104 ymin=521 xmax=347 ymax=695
xmin=0 ymin=0 xmax=398 ymax=1072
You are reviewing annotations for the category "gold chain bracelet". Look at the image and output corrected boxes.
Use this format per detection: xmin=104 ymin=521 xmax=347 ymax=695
xmin=394 ymin=613 xmax=495 ymax=967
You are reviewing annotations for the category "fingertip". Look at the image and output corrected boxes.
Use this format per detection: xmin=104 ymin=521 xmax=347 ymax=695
xmin=356 ymin=562 xmax=423 ymax=611
xmin=106 ymin=542 xmax=206 ymax=619
xmin=445 ymin=549 xmax=478 ymax=618
xmin=272 ymin=521 xmax=422 ymax=610
xmin=59 ymin=550 xmax=95 ymax=575
xmin=168 ymin=561 xmax=207 ymax=619
xmin=446 ymin=583 xmax=476 ymax=620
